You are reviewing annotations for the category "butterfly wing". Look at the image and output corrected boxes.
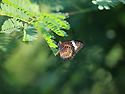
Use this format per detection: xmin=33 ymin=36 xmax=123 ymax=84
xmin=59 ymin=41 xmax=76 ymax=61
xmin=56 ymin=40 xmax=84 ymax=61
xmin=71 ymin=40 xmax=84 ymax=53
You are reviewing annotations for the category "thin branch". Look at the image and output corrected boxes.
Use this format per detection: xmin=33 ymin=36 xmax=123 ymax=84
xmin=0 ymin=13 xmax=33 ymax=25
xmin=65 ymin=8 xmax=90 ymax=16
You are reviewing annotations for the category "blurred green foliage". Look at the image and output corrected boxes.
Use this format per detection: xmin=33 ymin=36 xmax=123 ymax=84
xmin=0 ymin=0 xmax=125 ymax=94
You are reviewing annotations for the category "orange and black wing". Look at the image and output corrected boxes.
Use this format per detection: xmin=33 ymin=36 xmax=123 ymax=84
xmin=56 ymin=40 xmax=85 ymax=61
xmin=60 ymin=44 xmax=76 ymax=61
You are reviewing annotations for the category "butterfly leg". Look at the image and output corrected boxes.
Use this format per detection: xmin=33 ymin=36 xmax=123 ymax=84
xmin=55 ymin=50 xmax=60 ymax=56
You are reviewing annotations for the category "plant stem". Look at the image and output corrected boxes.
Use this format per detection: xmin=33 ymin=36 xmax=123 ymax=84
xmin=65 ymin=8 xmax=90 ymax=16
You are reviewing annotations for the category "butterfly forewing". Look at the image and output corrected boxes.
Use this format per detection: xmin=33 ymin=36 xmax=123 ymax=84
xmin=60 ymin=45 xmax=75 ymax=61
xmin=71 ymin=40 xmax=84 ymax=53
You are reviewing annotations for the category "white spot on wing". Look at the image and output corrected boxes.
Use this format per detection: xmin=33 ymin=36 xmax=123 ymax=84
xmin=71 ymin=40 xmax=77 ymax=50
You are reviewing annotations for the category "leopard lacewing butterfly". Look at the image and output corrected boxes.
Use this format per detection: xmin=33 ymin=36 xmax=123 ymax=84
xmin=55 ymin=40 xmax=85 ymax=61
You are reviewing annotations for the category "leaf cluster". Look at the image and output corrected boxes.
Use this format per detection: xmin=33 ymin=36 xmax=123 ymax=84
xmin=92 ymin=0 xmax=125 ymax=10
xmin=0 ymin=0 xmax=70 ymax=55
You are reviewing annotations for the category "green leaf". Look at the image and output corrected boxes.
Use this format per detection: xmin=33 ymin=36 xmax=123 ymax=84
xmin=43 ymin=18 xmax=66 ymax=37
xmin=2 ymin=0 xmax=38 ymax=16
xmin=23 ymin=26 xmax=37 ymax=41
xmin=1 ymin=18 xmax=23 ymax=34
xmin=50 ymin=13 xmax=69 ymax=19
xmin=50 ymin=47 xmax=58 ymax=55
xmin=92 ymin=0 xmax=118 ymax=10
xmin=0 ymin=3 xmax=30 ymax=20
xmin=60 ymin=30 xmax=68 ymax=37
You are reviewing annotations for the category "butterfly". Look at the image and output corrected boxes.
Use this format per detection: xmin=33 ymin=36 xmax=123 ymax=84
xmin=55 ymin=40 xmax=85 ymax=61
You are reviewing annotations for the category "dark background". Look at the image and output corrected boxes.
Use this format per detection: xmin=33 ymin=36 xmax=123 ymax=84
xmin=0 ymin=0 xmax=125 ymax=94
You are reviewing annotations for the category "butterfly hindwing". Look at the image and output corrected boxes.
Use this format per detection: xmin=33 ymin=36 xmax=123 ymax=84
xmin=60 ymin=44 xmax=75 ymax=61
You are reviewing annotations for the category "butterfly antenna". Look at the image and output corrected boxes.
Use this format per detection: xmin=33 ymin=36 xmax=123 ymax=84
xmin=55 ymin=41 xmax=62 ymax=56
xmin=59 ymin=41 xmax=62 ymax=44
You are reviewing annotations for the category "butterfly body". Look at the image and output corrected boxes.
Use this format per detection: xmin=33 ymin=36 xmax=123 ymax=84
xmin=56 ymin=40 xmax=84 ymax=61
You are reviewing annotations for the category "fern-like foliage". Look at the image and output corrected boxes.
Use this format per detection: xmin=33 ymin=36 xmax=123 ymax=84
xmin=40 ymin=13 xmax=69 ymax=36
xmin=0 ymin=3 xmax=30 ymax=21
xmin=0 ymin=0 xmax=70 ymax=55
xmin=33 ymin=13 xmax=69 ymax=54
xmin=92 ymin=0 xmax=125 ymax=10
xmin=0 ymin=33 xmax=11 ymax=52
xmin=1 ymin=18 xmax=23 ymax=34
xmin=2 ymin=0 xmax=39 ymax=16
